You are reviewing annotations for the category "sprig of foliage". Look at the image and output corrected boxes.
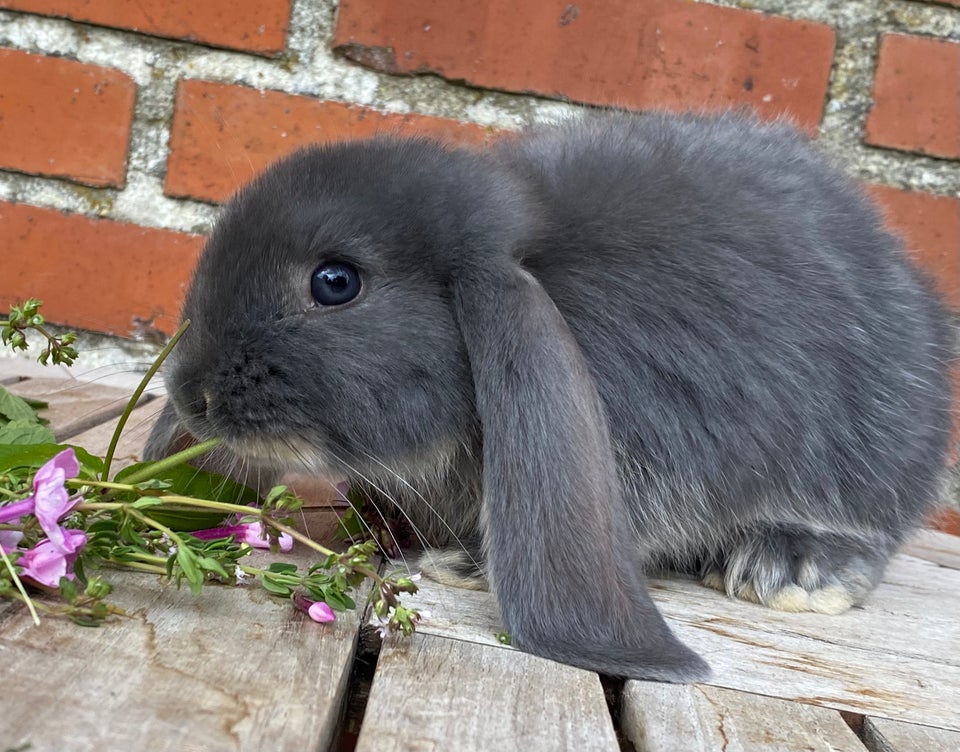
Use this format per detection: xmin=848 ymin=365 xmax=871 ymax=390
xmin=0 ymin=302 xmax=422 ymax=636
xmin=2 ymin=298 xmax=78 ymax=366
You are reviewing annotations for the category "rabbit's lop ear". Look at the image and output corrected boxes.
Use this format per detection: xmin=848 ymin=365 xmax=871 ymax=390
xmin=454 ymin=263 xmax=709 ymax=682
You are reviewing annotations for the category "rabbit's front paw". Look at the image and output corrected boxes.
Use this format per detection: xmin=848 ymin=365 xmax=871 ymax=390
xmin=417 ymin=546 xmax=489 ymax=591
xmin=701 ymin=524 xmax=894 ymax=614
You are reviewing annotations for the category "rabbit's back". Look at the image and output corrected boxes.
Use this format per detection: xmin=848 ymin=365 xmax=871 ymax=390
xmin=501 ymin=113 xmax=953 ymax=560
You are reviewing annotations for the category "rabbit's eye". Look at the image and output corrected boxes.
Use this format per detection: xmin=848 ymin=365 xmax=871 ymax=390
xmin=311 ymin=262 xmax=361 ymax=306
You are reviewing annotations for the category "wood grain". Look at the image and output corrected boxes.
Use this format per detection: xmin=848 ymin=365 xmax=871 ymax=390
xmin=397 ymin=544 xmax=960 ymax=732
xmin=5 ymin=376 xmax=149 ymax=440
xmin=900 ymin=528 xmax=960 ymax=570
xmin=863 ymin=716 xmax=960 ymax=752
xmin=654 ymin=549 xmax=960 ymax=731
xmin=62 ymin=393 xmax=167 ymax=470
xmin=622 ymin=682 xmax=864 ymax=752
xmin=0 ymin=550 xmax=365 ymax=752
xmin=356 ymin=631 xmax=619 ymax=752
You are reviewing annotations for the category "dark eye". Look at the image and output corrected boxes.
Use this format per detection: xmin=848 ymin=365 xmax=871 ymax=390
xmin=311 ymin=262 xmax=362 ymax=306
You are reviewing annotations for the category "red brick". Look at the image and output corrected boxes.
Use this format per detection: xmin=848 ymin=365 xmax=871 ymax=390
xmin=0 ymin=0 xmax=290 ymax=55
xmin=0 ymin=48 xmax=135 ymax=188
xmin=0 ymin=202 xmax=203 ymax=336
xmin=865 ymin=34 xmax=960 ymax=159
xmin=333 ymin=0 xmax=835 ymax=130
xmin=164 ymin=79 xmax=496 ymax=203
xmin=927 ymin=507 xmax=960 ymax=535
xmin=868 ymin=185 xmax=960 ymax=309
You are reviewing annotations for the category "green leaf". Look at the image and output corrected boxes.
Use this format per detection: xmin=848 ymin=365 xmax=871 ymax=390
xmin=58 ymin=576 xmax=78 ymax=603
xmin=321 ymin=588 xmax=355 ymax=612
xmin=140 ymin=504 xmax=230 ymax=532
xmin=21 ymin=396 xmax=48 ymax=410
xmin=0 ymin=443 xmax=103 ymax=475
xmin=115 ymin=462 xmax=259 ymax=531
xmin=267 ymin=562 xmax=298 ymax=574
xmin=198 ymin=556 xmax=230 ymax=579
xmin=176 ymin=547 xmax=203 ymax=595
xmin=130 ymin=497 xmax=164 ymax=509
xmin=261 ymin=577 xmax=294 ymax=596
xmin=0 ymin=385 xmax=42 ymax=423
xmin=308 ymin=554 xmax=339 ymax=574
xmin=115 ymin=462 xmax=259 ymax=505
xmin=73 ymin=556 xmax=88 ymax=585
xmin=0 ymin=420 xmax=56 ymax=445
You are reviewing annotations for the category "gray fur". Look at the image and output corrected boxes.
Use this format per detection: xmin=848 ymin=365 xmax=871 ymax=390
xmin=145 ymin=111 xmax=954 ymax=682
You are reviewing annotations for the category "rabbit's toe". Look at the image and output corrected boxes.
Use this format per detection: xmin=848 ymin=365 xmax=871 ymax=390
xmin=418 ymin=547 xmax=489 ymax=591
xmin=703 ymin=524 xmax=892 ymax=614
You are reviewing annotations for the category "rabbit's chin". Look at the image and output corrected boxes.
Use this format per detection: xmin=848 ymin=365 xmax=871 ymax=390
xmin=222 ymin=436 xmax=339 ymax=477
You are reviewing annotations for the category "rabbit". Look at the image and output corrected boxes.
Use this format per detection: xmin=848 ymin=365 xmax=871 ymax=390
xmin=145 ymin=110 xmax=955 ymax=683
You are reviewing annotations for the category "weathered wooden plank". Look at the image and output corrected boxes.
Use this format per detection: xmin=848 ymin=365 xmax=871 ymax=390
xmin=61 ymin=393 xmax=168 ymax=470
xmin=654 ymin=556 xmax=960 ymax=731
xmin=0 ymin=358 xmax=75 ymax=382
xmin=384 ymin=567 xmax=505 ymax=648
xmin=395 ymin=553 xmax=958 ymax=732
xmin=622 ymin=682 xmax=864 ymax=752
xmin=863 ymin=716 xmax=960 ymax=752
xmin=900 ymin=528 xmax=960 ymax=570
xmin=356 ymin=631 xmax=618 ymax=752
xmin=0 ymin=550 xmax=364 ymax=752
xmin=5 ymin=365 xmax=960 ymax=743
xmin=5 ymin=376 xmax=148 ymax=440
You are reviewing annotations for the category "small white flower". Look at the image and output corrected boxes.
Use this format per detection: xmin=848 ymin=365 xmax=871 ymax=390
xmin=234 ymin=565 xmax=249 ymax=585
xmin=372 ymin=614 xmax=392 ymax=640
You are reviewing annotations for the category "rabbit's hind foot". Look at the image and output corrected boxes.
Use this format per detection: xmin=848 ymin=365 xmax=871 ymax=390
xmin=701 ymin=524 xmax=893 ymax=615
xmin=417 ymin=546 xmax=489 ymax=591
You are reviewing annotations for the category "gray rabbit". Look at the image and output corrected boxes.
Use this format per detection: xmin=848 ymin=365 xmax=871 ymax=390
xmin=146 ymin=111 xmax=954 ymax=682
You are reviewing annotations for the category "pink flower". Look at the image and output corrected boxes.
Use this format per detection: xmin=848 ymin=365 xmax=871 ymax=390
xmin=0 ymin=529 xmax=24 ymax=552
xmin=16 ymin=529 xmax=87 ymax=588
xmin=32 ymin=448 xmax=81 ymax=552
xmin=308 ymin=601 xmax=336 ymax=623
xmin=0 ymin=497 xmax=36 ymax=525
xmin=192 ymin=521 xmax=293 ymax=552
xmin=293 ymin=592 xmax=337 ymax=623
xmin=0 ymin=448 xmax=80 ymax=554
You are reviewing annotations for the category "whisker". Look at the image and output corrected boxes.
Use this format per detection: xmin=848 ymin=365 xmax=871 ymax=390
xmin=355 ymin=447 xmax=483 ymax=574
xmin=281 ymin=438 xmax=411 ymax=570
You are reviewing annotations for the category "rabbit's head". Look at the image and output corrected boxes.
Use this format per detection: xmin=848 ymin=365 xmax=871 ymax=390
xmin=152 ymin=136 xmax=709 ymax=682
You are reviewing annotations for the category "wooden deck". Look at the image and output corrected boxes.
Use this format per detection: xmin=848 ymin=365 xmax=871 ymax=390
xmin=1 ymin=360 xmax=958 ymax=751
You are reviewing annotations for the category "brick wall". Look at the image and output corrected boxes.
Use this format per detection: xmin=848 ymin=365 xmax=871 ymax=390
xmin=1 ymin=1 xmax=958 ymax=518
xmin=0 ymin=0 xmax=957 ymax=336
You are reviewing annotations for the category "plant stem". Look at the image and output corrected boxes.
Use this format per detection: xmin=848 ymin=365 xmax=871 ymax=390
xmin=76 ymin=496 xmax=383 ymax=584
xmin=100 ymin=318 xmax=191 ymax=483
xmin=103 ymin=559 xmax=168 ymax=575
xmin=0 ymin=544 xmax=40 ymax=626
xmin=116 ymin=551 xmax=169 ymax=566
xmin=125 ymin=507 xmax=183 ymax=546
xmin=67 ymin=479 xmax=139 ymax=493
xmin=120 ymin=437 xmax=222 ymax=485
